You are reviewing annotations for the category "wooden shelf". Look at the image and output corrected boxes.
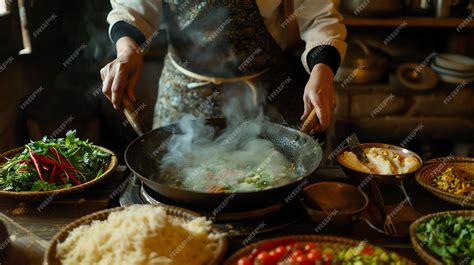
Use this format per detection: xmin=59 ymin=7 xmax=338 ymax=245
xmin=343 ymin=16 xmax=473 ymax=28
xmin=334 ymin=82 xmax=473 ymax=95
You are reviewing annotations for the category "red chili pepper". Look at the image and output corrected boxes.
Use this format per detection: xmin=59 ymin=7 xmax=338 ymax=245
xmin=49 ymin=148 xmax=67 ymax=163
xmin=29 ymin=151 xmax=45 ymax=181
xmin=64 ymin=171 xmax=81 ymax=185
xmin=39 ymin=154 xmax=72 ymax=172
xmin=49 ymin=148 xmax=76 ymax=169
xmin=48 ymin=166 xmax=57 ymax=183
xmin=35 ymin=155 xmax=62 ymax=167
xmin=57 ymin=172 xmax=67 ymax=184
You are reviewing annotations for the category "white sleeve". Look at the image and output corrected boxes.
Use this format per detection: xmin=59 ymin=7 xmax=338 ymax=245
xmin=107 ymin=0 xmax=162 ymax=45
xmin=295 ymin=0 xmax=347 ymax=73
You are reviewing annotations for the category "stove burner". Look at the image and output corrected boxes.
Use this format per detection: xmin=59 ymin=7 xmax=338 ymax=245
xmin=140 ymin=184 xmax=287 ymax=222
xmin=119 ymin=173 xmax=303 ymax=236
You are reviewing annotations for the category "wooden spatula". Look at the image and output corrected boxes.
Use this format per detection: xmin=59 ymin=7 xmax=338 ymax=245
xmin=300 ymin=109 xmax=319 ymax=134
xmin=122 ymin=95 xmax=145 ymax=136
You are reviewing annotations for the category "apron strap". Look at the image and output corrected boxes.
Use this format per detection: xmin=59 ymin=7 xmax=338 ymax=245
xmin=168 ymin=55 xmax=264 ymax=105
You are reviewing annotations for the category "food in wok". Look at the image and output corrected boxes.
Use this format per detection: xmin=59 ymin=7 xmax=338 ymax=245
xmin=159 ymin=115 xmax=306 ymax=193
xmin=161 ymin=138 xmax=298 ymax=193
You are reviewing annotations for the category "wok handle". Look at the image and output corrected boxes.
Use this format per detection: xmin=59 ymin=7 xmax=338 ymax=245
xmin=122 ymin=95 xmax=145 ymax=136
xmin=300 ymin=110 xmax=319 ymax=134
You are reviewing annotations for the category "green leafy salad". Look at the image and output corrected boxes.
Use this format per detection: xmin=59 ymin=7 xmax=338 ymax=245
xmin=416 ymin=214 xmax=474 ymax=265
xmin=0 ymin=130 xmax=111 ymax=192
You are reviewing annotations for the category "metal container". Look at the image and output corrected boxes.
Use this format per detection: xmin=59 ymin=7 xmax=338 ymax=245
xmin=334 ymin=40 xmax=391 ymax=85
xmin=300 ymin=182 xmax=369 ymax=227
xmin=405 ymin=0 xmax=434 ymax=15
xmin=336 ymin=143 xmax=422 ymax=187
xmin=436 ymin=0 xmax=452 ymax=17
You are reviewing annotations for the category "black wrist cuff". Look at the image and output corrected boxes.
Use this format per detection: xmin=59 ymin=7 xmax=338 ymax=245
xmin=306 ymin=45 xmax=341 ymax=75
xmin=110 ymin=21 xmax=146 ymax=47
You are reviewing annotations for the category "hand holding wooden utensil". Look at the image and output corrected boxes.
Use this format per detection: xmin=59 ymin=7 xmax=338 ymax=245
xmin=300 ymin=110 xmax=320 ymax=134
xmin=300 ymin=64 xmax=336 ymax=134
xmin=122 ymin=95 xmax=145 ymax=136
xmin=100 ymin=37 xmax=143 ymax=110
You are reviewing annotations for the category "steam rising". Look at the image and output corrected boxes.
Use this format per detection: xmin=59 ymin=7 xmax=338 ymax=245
xmin=160 ymin=83 xmax=297 ymax=192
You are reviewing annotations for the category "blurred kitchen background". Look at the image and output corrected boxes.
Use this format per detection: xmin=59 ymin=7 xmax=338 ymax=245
xmin=0 ymin=0 xmax=473 ymax=164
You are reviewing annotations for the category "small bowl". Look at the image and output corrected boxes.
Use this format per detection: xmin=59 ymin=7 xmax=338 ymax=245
xmin=300 ymin=181 xmax=368 ymax=227
xmin=416 ymin=157 xmax=474 ymax=208
xmin=336 ymin=143 xmax=422 ymax=187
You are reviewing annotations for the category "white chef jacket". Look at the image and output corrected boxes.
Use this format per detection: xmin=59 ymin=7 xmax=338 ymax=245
xmin=107 ymin=0 xmax=347 ymax=73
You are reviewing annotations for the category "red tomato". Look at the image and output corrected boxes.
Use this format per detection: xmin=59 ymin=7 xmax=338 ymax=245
xmin=256 ymin=251 xmax=275 ymax=265
xmin=296 ymin=255 xmax=312 ymax=265
xmin=307 ymin=250 xmax=322 ymax=262
xmin=303 ymin=242 xmax=317 ymax=251
xmin=237 ymin=256 xmax=252 ymax=265
xmin=274 ymin=246 xmax=287 ymax=256
xmin=286 ymin=243 xmax=295 ymax=251
xmin=361 ymin=246 xmax=374 ymax=256
xmin=292 ymin=250 xmax=304 ymax=257
xmin=269 ymin=250 xmax=284 ymax=262
xmin=310 ymin=248 xmax=321 ymax=256
xmin=289 ymin=254 xmax=299 ymax=264
xmin=322 ymin=252 xmax=334 ymax=265
xmin=293 ymin=242 xmax=305 ymax=250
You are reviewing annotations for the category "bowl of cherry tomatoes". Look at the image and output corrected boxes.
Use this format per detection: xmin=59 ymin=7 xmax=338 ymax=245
xmin=224 ymin=235 xmax=413 ymax=265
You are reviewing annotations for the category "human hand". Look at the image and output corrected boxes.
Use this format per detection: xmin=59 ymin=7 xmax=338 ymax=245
xmin=100 ymin=37 xmax=143 ymax=109
xmin=301 ymin=63 xmax=336 ymax=133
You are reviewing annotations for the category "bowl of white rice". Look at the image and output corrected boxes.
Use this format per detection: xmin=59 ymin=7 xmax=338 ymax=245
xmin=44 ymin=205 xmax=227 ymax=265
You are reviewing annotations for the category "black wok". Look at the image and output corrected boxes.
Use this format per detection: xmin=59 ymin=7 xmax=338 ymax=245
xmin=122 ymin=99 xmax=322 ymax=211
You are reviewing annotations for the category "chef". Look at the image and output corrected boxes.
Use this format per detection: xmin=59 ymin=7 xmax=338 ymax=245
xmin=101 ymin=0 xmax=346 ymax=134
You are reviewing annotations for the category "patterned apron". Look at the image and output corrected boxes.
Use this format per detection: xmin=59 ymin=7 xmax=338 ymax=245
xmin=153 ymin=0 xmax=305 ymax=128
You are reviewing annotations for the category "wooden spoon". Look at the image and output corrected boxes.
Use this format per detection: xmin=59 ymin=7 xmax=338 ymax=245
xmin=300 ymin=110 xmax=320 ymax=134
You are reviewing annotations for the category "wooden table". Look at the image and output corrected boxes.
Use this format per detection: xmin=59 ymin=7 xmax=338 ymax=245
xmin=0 ymin=166 xmax=463 ymax=264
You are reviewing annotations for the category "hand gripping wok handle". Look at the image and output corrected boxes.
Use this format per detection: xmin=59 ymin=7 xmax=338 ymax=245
xmin=122 ymin=95 xmax=145 ymax=136
xmin=300 ymin=110 xmax=319 ymax=134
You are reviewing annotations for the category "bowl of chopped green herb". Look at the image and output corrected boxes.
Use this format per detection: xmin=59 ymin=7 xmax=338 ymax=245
xmin=410 ymin=210 xmax=474 ymax=265
xmin=0 ymin=130 xmax=117 ymax=200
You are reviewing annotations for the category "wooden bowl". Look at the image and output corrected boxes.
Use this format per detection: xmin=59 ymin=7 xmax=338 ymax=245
xmin=409 ymin=210 xmax=474 ymax=265
xmin=224 ymin=234 xmax=414 ymax=265
xmin=300 ymin=182 xmax=369 ymax=227
xmin=424 ymin=156 xmax=474 ymax=165
xmin=44 ymin=205 xmax=228 ymax=265
xmin=0 ymin=146 xmax=118 ymax=200
xmin=416 ymin=158 xmax=474 ymax=208
xmin=336 ymin=143 xmax=422 ymax=187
